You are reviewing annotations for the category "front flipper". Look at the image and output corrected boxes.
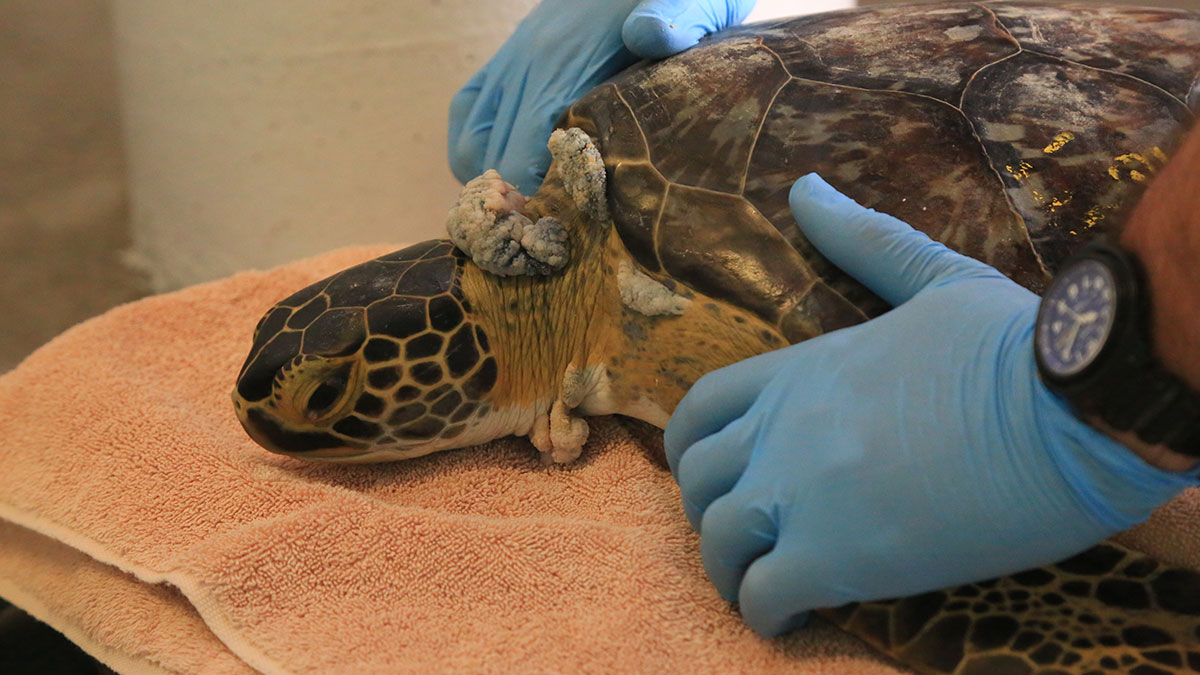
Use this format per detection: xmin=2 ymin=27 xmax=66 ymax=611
xmin=529 ymin=400 xmax=589 ymax=464
xmin=447 ymin=169 xmax=569 ymax=276
xmin=528 ymin=363 xmax=598 ymax=464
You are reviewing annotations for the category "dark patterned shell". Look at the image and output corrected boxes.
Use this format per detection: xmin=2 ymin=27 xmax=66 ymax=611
xmin=564 ymin=2 xmax=1200 ymax=342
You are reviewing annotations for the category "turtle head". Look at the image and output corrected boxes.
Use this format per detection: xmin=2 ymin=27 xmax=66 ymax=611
xmin=232 ymin=240 xmax=500 ymax=462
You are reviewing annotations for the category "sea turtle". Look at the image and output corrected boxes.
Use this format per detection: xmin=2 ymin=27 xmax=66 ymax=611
xmin=231 ymin=3 xmax=1200 ymax=673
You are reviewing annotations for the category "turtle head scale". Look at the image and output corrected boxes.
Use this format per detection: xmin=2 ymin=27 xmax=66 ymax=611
xmin=232 ymin=240 xmax=502 ymax=462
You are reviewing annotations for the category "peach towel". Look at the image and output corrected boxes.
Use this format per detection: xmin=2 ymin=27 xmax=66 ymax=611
xmin=0 ymin=245 xmax=1194 ymax=674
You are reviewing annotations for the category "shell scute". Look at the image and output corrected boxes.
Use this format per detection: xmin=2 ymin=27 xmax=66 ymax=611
xmin=566 ymin=83 xmax=650 ymax=165
xmin=393 ymin=257 xmax=457 ymax=297
xmin=366 ymin=296 xmax=427 ymax=340
xmin=964 ymin=50 xmax=1193 ymax=272
xmin=606 ymin=162 xmax=668 ymax=274
xmin=657 ymin=183 xmax=818 ymax=323
xmin=743 ymin=76 xmax=1046 ymax=298
xmin=301 ymin=307 xmax=366 ymax=357
xmin=744 ymin=4 xmax=1018 ymax=103
xmin=615 ymin=38 xmax=789 ymax=193
xmin=322 ymin=259 xmax=402 ymax=308
xmin=286 ymin=295 xmax=328 ymax=330
xmin=991 ymin=3 xmax=1200 ymax=103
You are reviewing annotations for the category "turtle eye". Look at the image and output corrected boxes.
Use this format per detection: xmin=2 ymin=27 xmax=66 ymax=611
xmin=305 ymin=368 xmax=350 ymax=420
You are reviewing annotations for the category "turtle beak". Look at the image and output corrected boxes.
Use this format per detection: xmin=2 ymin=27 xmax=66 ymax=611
xmin=231 ymin=393 xmax=364 ymax=458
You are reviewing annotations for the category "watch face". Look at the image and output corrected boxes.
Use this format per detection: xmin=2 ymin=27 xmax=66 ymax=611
xmin=1036 ymin=259 xmax=1118 ymax=377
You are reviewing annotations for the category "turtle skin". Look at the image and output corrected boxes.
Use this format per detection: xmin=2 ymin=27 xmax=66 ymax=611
xmin=564 ymin=1 xmax=1199 ymax=343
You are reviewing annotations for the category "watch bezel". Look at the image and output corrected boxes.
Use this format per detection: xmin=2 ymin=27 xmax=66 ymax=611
xmin=1034 ymin=241 xmax=1145 ymax=393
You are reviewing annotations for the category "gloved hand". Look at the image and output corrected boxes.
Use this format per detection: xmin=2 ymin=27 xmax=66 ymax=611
xmin=448 ymin=0 xmax=756 ymax=191
xmin=664 ymin=174 xmax=1196 ymax=637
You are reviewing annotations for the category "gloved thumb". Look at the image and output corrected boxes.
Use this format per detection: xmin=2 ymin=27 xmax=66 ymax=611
xmin=623 ymin=0 xmax=757 ymax=59
xmin=788 ymin=174 xmax=995 ymax=306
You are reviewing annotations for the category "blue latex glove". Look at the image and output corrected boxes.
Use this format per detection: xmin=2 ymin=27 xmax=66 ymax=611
xmin=664 ymin=174 xmax=1197 ymax=637
xmin=448 ymin=0 xmax=756 ymax=191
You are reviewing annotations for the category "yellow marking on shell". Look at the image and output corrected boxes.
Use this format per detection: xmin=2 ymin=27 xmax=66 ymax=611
xmin=1083 ymin=203 xmax=1116 ymax=229
xmin=1005 ymin=161 xmax=1033 ymax=180
xmin=1107 ymin=149 xmax=1163 ymax=182
xmin=1046 ymin=191 xmax=1072 ymax=213
xmin=1042 ymin=131 xmax=1075 ymax=154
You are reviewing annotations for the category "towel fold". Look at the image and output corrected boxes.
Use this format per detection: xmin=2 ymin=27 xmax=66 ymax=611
xmin=0 ymin=245 xmax=931 ymax=673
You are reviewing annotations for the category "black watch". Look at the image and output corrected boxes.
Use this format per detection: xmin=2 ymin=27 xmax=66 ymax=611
xmin=1034 ymin=240 xmax=1200 ymax=458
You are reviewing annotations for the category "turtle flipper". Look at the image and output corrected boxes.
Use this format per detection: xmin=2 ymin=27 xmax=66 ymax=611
xmin=527 ymin=362 xmax=599 ymax=464
xmin=447 ymin=169 xmax=570 ymax=276
xmin=529 ymin=399 xmax=589 ymax=464
xmin=819 ymin=541 xmax=1200 ymax=674
xmin=548 ymin=127 xmax=609 ymax=223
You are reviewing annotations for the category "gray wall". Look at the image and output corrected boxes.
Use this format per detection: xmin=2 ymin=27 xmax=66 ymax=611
xmin=0 ymin=0 xmax=147 ymax=373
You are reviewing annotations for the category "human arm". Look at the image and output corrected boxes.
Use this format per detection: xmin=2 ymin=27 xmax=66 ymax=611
xmin=1107 ymin=125 xmax=1200 ymax=471
xmin=1121 ymin=125 xmax=1200 ymax=390
xmin=663 ymin=137 xmax=1200 ymax=635
xmin=446 ymin=0 xmax=755 ymax=191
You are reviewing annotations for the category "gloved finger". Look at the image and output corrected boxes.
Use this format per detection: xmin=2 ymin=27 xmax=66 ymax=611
xmin=737 ymin=538 xmax=828 ymax=637
xmin=479 ymin=78 xmax=526 ymax=186
xmin=493 ymin=102 xmax=563 ymax=193
xmin=447 ymin=68 xmax=485 ymax=174
xmin=448 ymin=72 xmax=504 ymax=183
xmin=698 ymin=489 xmax=778 ymax=601
xmin=675 ymin=413 xmax=758 ymax=529
xmin=665 ymin=342 xmax=801 ymax=476
xmin=623 ymin=0 xmax=757 ymax=59
xmin=788 ymin=174 xmax=995 ymax=306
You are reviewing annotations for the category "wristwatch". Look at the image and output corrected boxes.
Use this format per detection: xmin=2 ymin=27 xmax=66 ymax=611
xmin=1033 ymin=239 xmax=1200 ymax=457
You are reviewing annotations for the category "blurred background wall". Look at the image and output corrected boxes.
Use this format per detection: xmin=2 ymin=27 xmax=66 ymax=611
xmin=0 ymin=0 xmax=1194 ymax=372
xmin=1 ymin=0 xmax=145 ymax=372
xmin=110 ymin=0 xmax=845 ymax=291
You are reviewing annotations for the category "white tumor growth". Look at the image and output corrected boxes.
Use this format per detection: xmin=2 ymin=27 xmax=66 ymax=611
xmin=548 ymin=128 xmax=609 ymax=222
xmin=446 ymin=169 xmax=569 ymax=276
xmin=617 ymin=259 xmax=690 ymax=316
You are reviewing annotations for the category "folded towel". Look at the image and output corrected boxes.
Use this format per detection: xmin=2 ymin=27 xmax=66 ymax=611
xmin=1 ymin=245 xmax=933 ymax=673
